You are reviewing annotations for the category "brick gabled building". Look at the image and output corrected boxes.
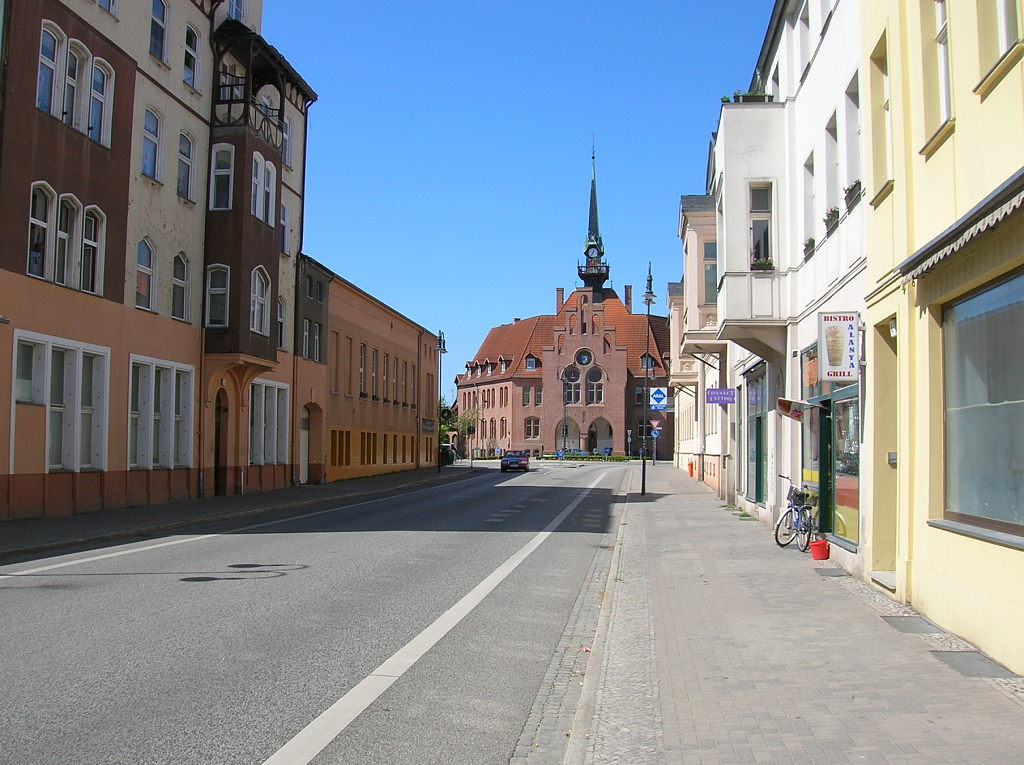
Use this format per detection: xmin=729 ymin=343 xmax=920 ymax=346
xmin=456 ymin=162 xmax=673 ymax=458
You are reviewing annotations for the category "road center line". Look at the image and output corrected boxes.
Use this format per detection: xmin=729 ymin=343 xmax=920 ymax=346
xmin=260 ymin=470 xmax=610 ymax=765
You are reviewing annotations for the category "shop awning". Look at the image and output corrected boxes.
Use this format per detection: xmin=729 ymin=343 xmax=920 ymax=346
xmin=897 ymin=165 xmax=1024 ymax=283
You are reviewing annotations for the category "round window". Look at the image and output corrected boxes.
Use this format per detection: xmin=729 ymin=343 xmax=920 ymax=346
xmin=575 ymin=349 xmax=593 ymax=366
xmin=586 ymin=367 xmax=602 ymax=383
xmin=563 ymin=366 xmax=580 ymax=382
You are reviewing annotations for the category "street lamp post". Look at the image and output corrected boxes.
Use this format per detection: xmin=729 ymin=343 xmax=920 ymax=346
xmin=436 ymin=331 xmax=446 ymax=474
xmin=641 ymin=264 xmax=655 ymax=496
xmin=558 ymin=366 xmax=569 ymax=462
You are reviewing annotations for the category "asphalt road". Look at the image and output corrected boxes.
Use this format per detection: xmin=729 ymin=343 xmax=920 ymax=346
xmin=1 ymin=461 xmax=629 ymax=764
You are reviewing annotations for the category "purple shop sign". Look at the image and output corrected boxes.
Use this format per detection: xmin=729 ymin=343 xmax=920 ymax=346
xmin=705 ymin=387 xmax=736 ymax=405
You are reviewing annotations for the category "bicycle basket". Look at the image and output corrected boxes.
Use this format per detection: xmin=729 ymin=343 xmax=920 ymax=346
xmin=786 ymin=485 xmax=808 ymax=504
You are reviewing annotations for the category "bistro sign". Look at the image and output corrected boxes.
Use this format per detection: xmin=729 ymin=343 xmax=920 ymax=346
xmin=817 ymin=312 xmax=860 ymax=382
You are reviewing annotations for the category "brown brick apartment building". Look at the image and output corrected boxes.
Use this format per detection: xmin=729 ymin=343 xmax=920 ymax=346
xmin=456 ymin=166 xmax=673 ymax=458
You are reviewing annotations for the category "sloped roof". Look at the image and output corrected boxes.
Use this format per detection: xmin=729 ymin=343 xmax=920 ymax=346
xmin=459 ymin=288 xmax=670 ymax=384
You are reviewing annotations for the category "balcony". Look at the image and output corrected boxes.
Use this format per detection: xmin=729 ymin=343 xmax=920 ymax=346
xmin=715 ymin=269 xmax=787 ymax=364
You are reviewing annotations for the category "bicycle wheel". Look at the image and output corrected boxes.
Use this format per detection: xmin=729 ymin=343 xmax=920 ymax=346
xmin=774 ymin=508 xmax=796 ymax=547
xmin=796 ymin=507 xmax=812 ymax=552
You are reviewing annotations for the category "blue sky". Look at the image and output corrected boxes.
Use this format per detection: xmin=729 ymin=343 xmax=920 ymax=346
xmin=262 ymin=1 xmax=773 ymax=401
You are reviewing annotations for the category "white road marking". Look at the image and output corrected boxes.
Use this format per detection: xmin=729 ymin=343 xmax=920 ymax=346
xmin=0 ymin=474 xmax=494 ymax=580
xmin=260 ymin=470 xmax=610 ymax=765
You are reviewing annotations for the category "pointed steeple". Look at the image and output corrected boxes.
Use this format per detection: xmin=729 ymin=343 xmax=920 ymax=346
xmin=586 ymin=152 xmax=603 ymax=253
xmin=579 ymin=150 xmax=610 ymax=289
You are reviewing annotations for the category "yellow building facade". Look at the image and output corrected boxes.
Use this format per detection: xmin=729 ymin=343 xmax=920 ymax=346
xmin=862 ymin=1 xmax=1024 ymax=673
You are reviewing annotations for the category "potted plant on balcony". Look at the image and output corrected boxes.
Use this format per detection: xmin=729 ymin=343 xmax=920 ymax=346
xmin=803 ymin=237 xmax=816 ymax=259
xmin=844 ymin=180 xmax=862 ymax=211
xmin=751 ymin=258 xmax=774 ymax=271
xmin=823 ymin=205 xmax=840 ymax=234
xmin=733 ymin=91 xmax=774 ymax=103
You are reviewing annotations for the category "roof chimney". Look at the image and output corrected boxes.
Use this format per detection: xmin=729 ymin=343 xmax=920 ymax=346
xmin=625 ymin=284 xmax=632 ymax=312
xmin=513 ymin=318 xmax=521 ymax=323
xmin=556 ymin=288 xmax=564 ymax=312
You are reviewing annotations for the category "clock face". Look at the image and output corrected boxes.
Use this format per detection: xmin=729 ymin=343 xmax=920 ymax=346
xmin=586 ymin=246 xmax=600 ymax=260
xmin=575 ymin=349 xmax=593 ymax=366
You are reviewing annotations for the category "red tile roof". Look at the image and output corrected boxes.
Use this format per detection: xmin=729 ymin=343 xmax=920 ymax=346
xmin=457 ymin=289 xmax=670 ymax=384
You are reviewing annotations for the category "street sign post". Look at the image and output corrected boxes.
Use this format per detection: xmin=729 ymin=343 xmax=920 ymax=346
xmin=649 ymin=387 xmax=668 ymax=411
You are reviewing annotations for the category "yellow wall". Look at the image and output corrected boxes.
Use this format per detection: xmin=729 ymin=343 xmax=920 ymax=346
xmin=862 ymin=0 xmax=1024 ymax=673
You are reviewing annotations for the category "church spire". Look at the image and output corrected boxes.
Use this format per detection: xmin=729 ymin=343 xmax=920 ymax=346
xmin=579 ymin=149 xmax=610 ymax=289
xmin=586 ymin=151 xmax=603 ymax=252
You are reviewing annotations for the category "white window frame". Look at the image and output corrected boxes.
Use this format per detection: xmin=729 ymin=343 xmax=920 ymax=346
xmin=136 ymin=238 xmax=155 ymax=310
xmin=935 ymin=0 xmax=952 ymax=125
xmin=251 ymin=151 xmax=265 ymax=220
xmin=80 ymin=207 xmax=104 ymax=295
xmin=228 ymin=0 xmax=246 ymax=22
xmin=250 ymin=266 xmax=270 ymax=335
xmin=55 ymin=195 xmax=79 ymax=287
xmin=37 ymin=25 xmax=63 ymax=116
xmin=313 ymin=323 xmax=322 ymax=362
xmin=183 ymin=25 xmax=200 ymax=89
xmin=262 ymin=162 xmax=276 ymax=224
xmin=210 ymin=144 xmax=234 ymax=210
xmin=98 ymin=0 xmax=117 ymax=17
xmin=62 ymin=42 xmax=86 ymax=129
xmin=205 ymin=264 xmax=229 ymax=327
xmin=177 ymin=132 xmax=194 ymax=199
xmin=88 ymin=60 xmax=113 ymax=146
xmin=249 ymin=379 xmax=289 ymax=466
xmin=302 ymin=318 xmax=310 ymax=358
xmin=13 ymin=330 xmax=110 ymax=473
xmin=749 ymin=184 xmax=773 ymax=265
xmin=28 ymin=182 xmax=56 ymax=280
xmin=997 ymin=0 xmax=1020 ymax=53
xmin=276 ymin=298 xmax=286 ymax=349
xmin=172 ymin=253 xmax=188 ymax=321
xmin=282 ymin=117 xmax=293 ymax=166
xmin=280 ymin=202 xmax=290 ymax=253
xmin=150 ymin=0 xmax=168 ymax=62
xmin=128 ymin=354 xmax=194 ymax=469
xmin=141 ymin=108 xmax=161 ymax=179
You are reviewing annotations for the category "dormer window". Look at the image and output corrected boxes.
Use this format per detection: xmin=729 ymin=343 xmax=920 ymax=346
xmin=525 ymin=355 xmax=538 ymax=370
xmin=641 ymin=353 xmax=656 ymax=370
xmin=500 ymin=359 xmax=508 ymax=372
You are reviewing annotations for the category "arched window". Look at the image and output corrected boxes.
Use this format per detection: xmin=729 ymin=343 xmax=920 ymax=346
xmin=150 ymin=0 xmax=168 ymax=61
xmin=586 ymin=367 xmax=604 ymax=404
xmin=171 ymin=253 xmax=188 ymax=320
xmin=489 ymin=419 xmax=496 ymax=439
xmin=563 ymin=366 xmax=581 ymax=404
xmin=276 ymin=298 xmax=286 ymax=349
xmin=37 ymin=25 xmax=64 ymax=115
xmin=141 ymin=108 xmax=161 ymax=179
xmin=27 ymin=184 xmax=55 ymax=279
xmin=263 ymin=162 xmax=276 ymax=224
xmin=62 ymin=43 xmax=86 ymax=128
xmin=569 ymin=315 xmax=576 ymax=335
xmin=251 ymin=268 xmax=272 ymax=333
xmin=250 ymin=267 xmax=270 ymax=335
xmin=603 ymin=333 xmax=612 ymax=354
xmin=183 ymin=25 xmax=200 ymax=89
xmin=206 ymin=265 xmax=229 ymax=327
xmin=210 ymin=144 xmax=234 ymax=209
xmin=251 ymin=152 xmax=265 ymax=219
xmin=177 ymin=133 xmax=194 ymax=199
xmin=55 ymin=197 xmax=79 ymax=286
xmin=80 ymin=208 xmax=103 ymax=294
xmin=88 ymin=60 xmax=113 ymax=145
xmin=500 ymin=418 xmax=507 ymax=438
xmin=136 ymin=239 xmax=154 ymax=310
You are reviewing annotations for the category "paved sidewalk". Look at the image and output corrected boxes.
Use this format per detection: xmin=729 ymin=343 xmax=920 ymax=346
xmin=0 ymin=464 xmax=483 ymax=560
xmin=577 ymin=464 xmax=1024 ymax=764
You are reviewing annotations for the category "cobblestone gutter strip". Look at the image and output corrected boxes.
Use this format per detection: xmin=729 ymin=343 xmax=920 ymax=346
xmin=510 ymin=476 xmax=628 ymax=765
xmin=577 ymin=495 xmax=663 ymax=765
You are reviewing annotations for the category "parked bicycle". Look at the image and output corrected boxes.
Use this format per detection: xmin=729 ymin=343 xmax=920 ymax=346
xmin=774 ymin=479 xmax=817 ymax=551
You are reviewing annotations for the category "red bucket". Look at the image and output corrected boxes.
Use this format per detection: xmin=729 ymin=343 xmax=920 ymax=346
xmin=809 ymin=539 xmax=830 ymax=560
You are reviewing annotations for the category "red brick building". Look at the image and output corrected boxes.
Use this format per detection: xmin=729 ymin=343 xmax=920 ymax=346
xmin=456 ymin=165 xmax=673 ymax=458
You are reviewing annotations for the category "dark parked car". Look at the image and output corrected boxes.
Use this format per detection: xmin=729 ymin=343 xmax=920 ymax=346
xmin=500 ymin=450 xmax=530 ymax=473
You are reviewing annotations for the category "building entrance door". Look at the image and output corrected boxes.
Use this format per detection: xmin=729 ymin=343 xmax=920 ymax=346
xmin=214 ymin=389 xmax=228 ymax=495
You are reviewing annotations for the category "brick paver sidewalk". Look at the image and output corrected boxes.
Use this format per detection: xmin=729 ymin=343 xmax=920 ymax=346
xmin=578 ymin=465 xmax=1024 ymax=764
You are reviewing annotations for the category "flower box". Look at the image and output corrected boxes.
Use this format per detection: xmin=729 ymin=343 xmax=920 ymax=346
xmin=803 ymin=237 xmax=816 ymax=259
xmin=751 ymin=260 xmax=775 ymax=271
xmin=844 ymin=180 xmax=862 ymax=211
xmin=823 ymin=206 xmax=839 ymax=234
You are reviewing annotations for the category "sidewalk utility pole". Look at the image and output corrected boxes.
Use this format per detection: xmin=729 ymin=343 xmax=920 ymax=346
xmin=436 ymin=331 xmax=446 ymax=473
